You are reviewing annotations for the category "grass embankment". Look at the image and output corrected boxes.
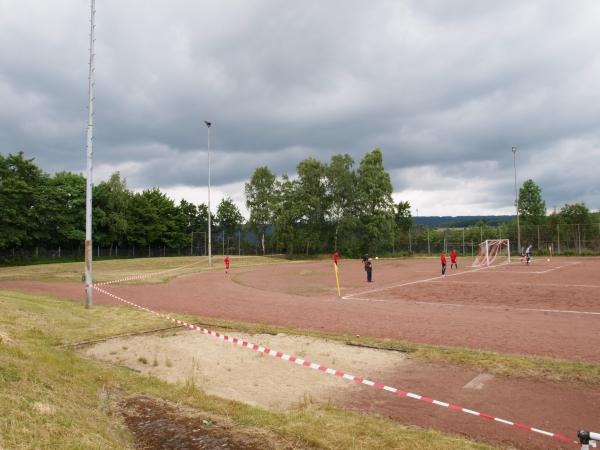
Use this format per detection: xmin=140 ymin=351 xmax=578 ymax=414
xmin=0 ymin=255 xmax=289 ymax=284
xmin=0 ymin=290 xmax=492 ymax=449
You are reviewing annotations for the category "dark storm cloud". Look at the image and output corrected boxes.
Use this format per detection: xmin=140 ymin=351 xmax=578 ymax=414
xmin=1 ymin=0 xmax=599 ymax=214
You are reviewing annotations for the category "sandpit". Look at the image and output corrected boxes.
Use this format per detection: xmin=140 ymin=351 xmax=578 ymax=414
xmin=83 ymin=330 xmax=408 ymax=410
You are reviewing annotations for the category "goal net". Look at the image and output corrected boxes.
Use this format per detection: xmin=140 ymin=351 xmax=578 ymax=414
xmin=471 ymin=239 xmax=511 ymax=267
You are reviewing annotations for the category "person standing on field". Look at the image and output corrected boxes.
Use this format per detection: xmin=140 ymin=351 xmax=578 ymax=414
xmin=450 ymin=249 xmax=458 ymax=269
xmin=224 ymin=255 xmax=230 ymax=274
xmin=441 ymin=251 xmax=447 ymax=276
xmin=364 ymin=257 xmax=373 ymax=282
xmin=525 ymin=244 xmax=533 ymax=265
xmin=333 ymin=251 xmax=340 ymax=265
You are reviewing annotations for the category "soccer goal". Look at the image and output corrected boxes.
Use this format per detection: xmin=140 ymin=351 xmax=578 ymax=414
xmin=471 ymin=239 xmax=511 ymax=267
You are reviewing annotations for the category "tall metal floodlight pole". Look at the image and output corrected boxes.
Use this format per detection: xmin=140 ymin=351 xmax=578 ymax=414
xmin=84 ymin=0 xmax=96 ymax=309
xmin=512 ymin=146 xmax=521 ymax=253
xmin=205 ymin=120 xmax=212 ymax=267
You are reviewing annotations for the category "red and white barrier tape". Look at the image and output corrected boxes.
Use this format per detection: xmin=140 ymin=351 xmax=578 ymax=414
xmin=93 ymin=284 xmax=577 ymax=446
xmin=95 ymin=260 xmax=201 ymax=286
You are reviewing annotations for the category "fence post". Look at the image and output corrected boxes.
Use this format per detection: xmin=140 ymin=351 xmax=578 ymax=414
xmin=190 ymin=232 xmax=193 ymax=256
xmin=462 ymin=228 xmax=465 ymax=256
xmin=578 ymin=224 xmax=582 ymax=255
xmin=408 ymin=229 xmax=412 ymax=254
xmin=238 ymin=230 xmax=241 ymax=256
xmin=557 ymin=224 xmax=561 ymax=254
xmin=427 ymin=230 xmax=431 ymax=255
xmin=537 ymin=225 xmax=541 ymax=250
xmin=58 ymin=246 xmax=61 ymax=258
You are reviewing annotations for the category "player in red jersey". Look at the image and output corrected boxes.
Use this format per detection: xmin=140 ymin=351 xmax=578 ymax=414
xmin=224 ymin=255 xmax=230 ymax=274
xmin=441 ymin=251 xmax=447 ymax=276
xmin=332 ymin=251 xmax=340 ymax=265
xmin=450 ymin=249 xmax=458 ymax=269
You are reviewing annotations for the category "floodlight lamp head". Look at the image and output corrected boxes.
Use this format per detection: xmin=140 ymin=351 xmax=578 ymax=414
xmin=204 ymin=120 xmax=212 ymax=128
xmin=512 ymin=146 xmax=517 ymax=153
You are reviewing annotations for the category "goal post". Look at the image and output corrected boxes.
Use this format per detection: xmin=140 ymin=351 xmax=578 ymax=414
xmin=472 ymin=239 xmax=511 ymax=267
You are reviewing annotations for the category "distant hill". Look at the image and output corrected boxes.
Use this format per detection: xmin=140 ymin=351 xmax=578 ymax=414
xmin=413 ymin=215 xmax=513 ymax=228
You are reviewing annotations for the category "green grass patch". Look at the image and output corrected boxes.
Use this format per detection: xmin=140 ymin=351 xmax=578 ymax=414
xmin=0 ymin=255 xmax=289 ymax=284
xmin=0 ymin=289 xmax=494 ymax=449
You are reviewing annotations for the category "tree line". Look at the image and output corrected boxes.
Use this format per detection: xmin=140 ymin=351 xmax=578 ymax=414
xmin=516 ymin=179 xmax=598 ymax=230
xmin=0 ymin=152 xmax=243 ymax=253
xmin=1 ymin=150 xmax=597 ymax=258
xmin=245 ymin=149 xmax=411 ymax=256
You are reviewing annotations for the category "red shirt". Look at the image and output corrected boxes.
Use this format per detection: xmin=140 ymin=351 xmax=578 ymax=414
xmin=224 ymin=256 xmax=230 ymax=267
xmin=333 ymin=251 xmax=340 ymax=264
xmin=450 ymin=250 xmax=457 ymax=262
xmin=441 ymin=254 xmax=446 ymax=264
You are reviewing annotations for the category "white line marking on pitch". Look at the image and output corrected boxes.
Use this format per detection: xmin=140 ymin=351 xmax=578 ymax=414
xmin=342 ymin=260 xmax=581 ymax=300
xmin=535 ymin=261 xmax=580 ymax=273
xmin=463 ymin=373 xmax=494 ymax=390
xmin=519 ymin=308 xmax=600 ymax=316
xmin=430 ymin=280 xmax=600 ymax=289
xmin=343 ymin=297 xmax=600 ymax=316
xmin=482 ymin=261 xmax=580 ymax=274
xmin=341 ymin=263 xmax=512 ymax=300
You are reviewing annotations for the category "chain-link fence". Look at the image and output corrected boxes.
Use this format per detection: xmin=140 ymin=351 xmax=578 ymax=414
xmin=0 ymin=229 xmax=272 ymax=264
xmin=2 ymin=223 xmax=599 ymax=264
xmin=391 ymin=223 xmax=600 ymax=257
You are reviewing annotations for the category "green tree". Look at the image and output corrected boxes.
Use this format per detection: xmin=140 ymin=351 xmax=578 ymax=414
xmin=36 ymin=172 xmax=86 ymax=247
xmin=127 ymin=189 xmax=186 ymax=252
xmin=271 ymin=175 xmax=300 ymax=255
xmin=295 ymin=158 xmax=329 ymax=254
xmin=394 ymin=201 xmax=413 ymax=233
xmin=559 ymin=203 xmax=591 ymax=224
xmin=215 ymin=197 xmax=244 ymax=236
xmin=0 ymin=152 xmax=46 ymax=249
xmin=245 ymin=166 xmax=276 ymax=255
xmin=325 ymin=154 xmax=357 ymax=251
xmin=355 ymin=149 xmax=395 ymax=252
xmin=518 ymin=179 xmax=546 ymax=226
xmin=178 ymin=200 xmax=208 ymax=234
xmin=93 ymin=172 xmax=130 ymax=252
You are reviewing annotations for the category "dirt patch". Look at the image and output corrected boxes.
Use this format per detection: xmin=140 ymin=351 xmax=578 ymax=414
xmin=121 ymin=395 xmax=308 ymax=449
xmin=81 ymin=329 xmax=600 ymax=449
xmin=84 ymin=331 xmax=407 ymax=409
xmin=0 ymin=329 xmax=14 ymax=346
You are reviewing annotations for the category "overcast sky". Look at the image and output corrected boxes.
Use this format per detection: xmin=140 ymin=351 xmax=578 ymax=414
xmin=1 ymin=1 xmax=599 ymax=216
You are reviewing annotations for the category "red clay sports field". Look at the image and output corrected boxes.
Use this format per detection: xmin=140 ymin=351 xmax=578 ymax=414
xmin=2 ymin=255 xmax=599 ymax=449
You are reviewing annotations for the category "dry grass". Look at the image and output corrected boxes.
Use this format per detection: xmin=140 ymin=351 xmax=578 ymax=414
xmin=0 ymin=255 xmax=289 ymax=284
xmin=0 ymin=289 xmax=495 ymax=449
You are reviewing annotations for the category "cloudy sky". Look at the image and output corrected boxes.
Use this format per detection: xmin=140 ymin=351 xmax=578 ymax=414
xmin=2 ymin=1 xmax=599 ymax=216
